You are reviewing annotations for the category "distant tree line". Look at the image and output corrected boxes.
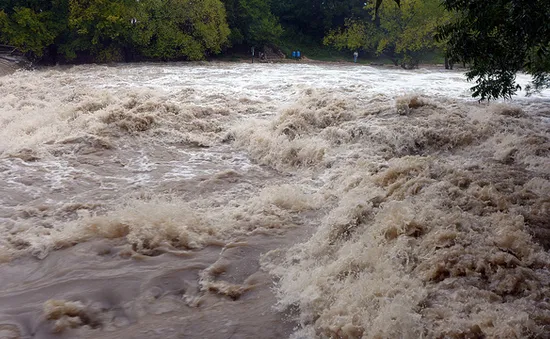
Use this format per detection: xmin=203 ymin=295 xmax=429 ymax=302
xmin=0 ymin=0 xmax=548 ymax=99
xmin=0 ymin=0 xmax=230 ymax=62
xmin=0 ymin=0 xmax=371 ymax=63
xmin=324 ymin=0 xmax=450 ymax=69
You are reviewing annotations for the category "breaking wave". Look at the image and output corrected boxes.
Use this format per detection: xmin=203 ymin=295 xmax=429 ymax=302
xmin=0 ymin=69 xmax=259 ymax=161
xmin=251 ymin=91 xmax=550 ymax=338
xmin=1 ymin=63 xmax=549 ymax=338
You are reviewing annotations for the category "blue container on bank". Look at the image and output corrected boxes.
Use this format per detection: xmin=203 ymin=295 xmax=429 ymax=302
xmin=292 ymin=51 xmax=297 ymax=58
xmin=297 ymin=51 xmax=301 ymax=58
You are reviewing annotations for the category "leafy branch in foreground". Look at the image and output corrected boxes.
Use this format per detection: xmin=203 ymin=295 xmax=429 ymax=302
xmin=437 ymin=0 xmax=550 ymax=100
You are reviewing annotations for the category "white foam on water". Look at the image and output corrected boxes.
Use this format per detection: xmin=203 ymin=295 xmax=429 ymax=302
xmin=1 ymin=62 xmax=549 ymax=338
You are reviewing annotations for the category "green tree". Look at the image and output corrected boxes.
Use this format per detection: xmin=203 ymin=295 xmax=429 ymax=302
xmin=222 ymin=0 xmax=282 ymax=47
xmin=373 ymin=0 xmax=400 ymax=25
xmin=325 ymin=0 xmax=448 ymax=68
xmin=0 ymin=0 xmax=68 ymax=58
xmin=60 ymin=0 xmax=138 ymax=61
xmin=61 ymin=0 xmax=230 ymax=62
xmin=0 ymin=0 xmax=230 ymax=62
xmin=139 ymin=0 xmax=230 ymax=60
xmin=272 ymin=0 xmax=368 ymax=42
xmin=438 ymin=0 xmax=550 ymax=99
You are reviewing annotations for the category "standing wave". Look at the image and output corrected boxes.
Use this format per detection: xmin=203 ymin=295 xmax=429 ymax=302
xmin=235 ymin=90 xmax=550 ymax=338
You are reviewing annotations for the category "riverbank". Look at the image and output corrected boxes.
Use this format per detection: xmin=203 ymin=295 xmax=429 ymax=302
xmin=210 ymin=51 xmax=458 ymax=70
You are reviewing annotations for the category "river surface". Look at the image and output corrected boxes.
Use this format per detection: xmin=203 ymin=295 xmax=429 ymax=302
xmin=0 ymin=63 xmax=549 ymax=339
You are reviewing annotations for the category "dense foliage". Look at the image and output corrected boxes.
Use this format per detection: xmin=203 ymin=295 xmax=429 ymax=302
xmin=0 ymin=0 xmax=67 ymax=57
xmin=0 ymin=0 xmax=230 ymax=62
xmin=0 ymin=0 xmax=385 ymax=62
xmin=222 ymin=0 xmax=282 ymax=47
xmin=325 ymin=0 xmax=449 ymax=68
xmin=438 ymin=0 xmax=550 ymax=99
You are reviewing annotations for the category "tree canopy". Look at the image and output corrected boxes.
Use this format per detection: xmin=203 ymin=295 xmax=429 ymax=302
xmin=0 ymin=0 xmax=67 ymax=57
xmin=325 ymin=0 xmax=449 ymax=68
xmin=438 ymin=0 xmax=550 ymax=99
xmin=0 ymin=0 xmax=231 ymax=62
xmin=222 ymin=0 xmax=282 ymax=47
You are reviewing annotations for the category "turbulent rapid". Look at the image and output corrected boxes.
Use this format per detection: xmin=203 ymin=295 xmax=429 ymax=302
xmin=0 ymin=63 xmax=549 ymax=339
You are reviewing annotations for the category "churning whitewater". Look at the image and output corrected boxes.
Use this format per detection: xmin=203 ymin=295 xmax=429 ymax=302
xmin=0 ymin=63 xmax=549 ymax=339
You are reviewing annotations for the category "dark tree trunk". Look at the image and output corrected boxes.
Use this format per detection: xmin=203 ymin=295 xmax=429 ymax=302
xmin=445 ymin=57 xmax=455 ymax=70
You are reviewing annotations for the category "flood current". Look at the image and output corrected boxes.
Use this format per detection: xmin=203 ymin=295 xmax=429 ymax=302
xmin=0 ymin=63 xmax=549 ymax=338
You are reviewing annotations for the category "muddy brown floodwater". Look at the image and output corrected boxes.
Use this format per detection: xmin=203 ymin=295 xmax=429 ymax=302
xmin=1 ymin=63 xmax=549 ymax=339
